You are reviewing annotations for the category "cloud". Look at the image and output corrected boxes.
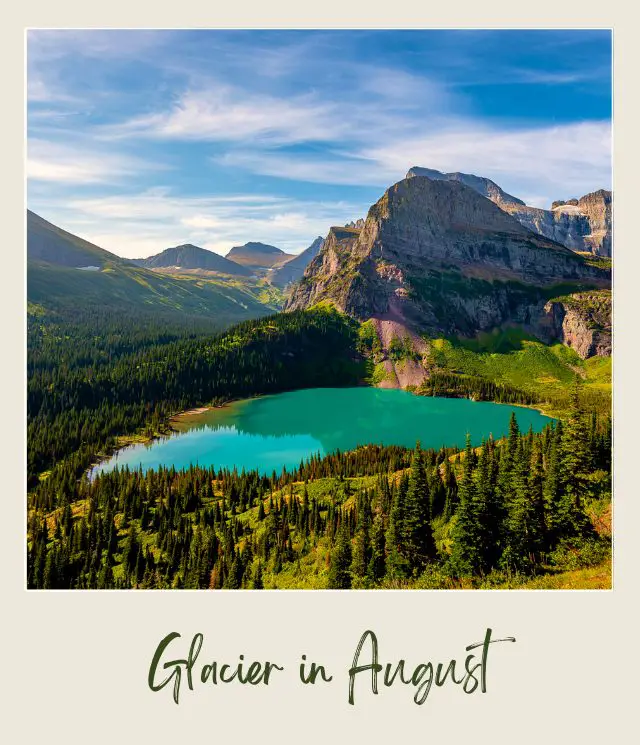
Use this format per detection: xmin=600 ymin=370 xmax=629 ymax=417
xmin=27 ymin=139 xmax=168 ymax=184
xmin=30 ymin=189 xmax=364 ymax=258
xmin=97 ymin=74 xmax=447 ymax=148
xmin=25 ymin=30 xmax=611 ymax=254
xmin=105 ymin=86 xmax=343 ymax=145
xmin=362 ymin=120 xmax=612 ymax=205
xmin=218 ymin=150 xmax=395 ymax=187
xmin=223 ymin=119 xmax=612 ymax=207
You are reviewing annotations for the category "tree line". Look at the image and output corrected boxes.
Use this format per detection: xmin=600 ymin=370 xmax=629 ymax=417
xmin=28 ymin=393 xmax=610 ymax=590
xmin=27 ymin=307 xmax=363 ymax=487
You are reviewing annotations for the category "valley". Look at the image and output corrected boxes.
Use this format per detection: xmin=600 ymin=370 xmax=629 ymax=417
xmin=26 ymin=166 xmax=612 ymax=591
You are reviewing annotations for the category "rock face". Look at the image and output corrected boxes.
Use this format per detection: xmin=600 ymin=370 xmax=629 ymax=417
xmin=532 ymin=290 xmax=612 ymax=359
xmin=135 ymin=243 xmax=251 ymax=276
xmin=267 ymin=236 xmax=324 ymax=288
xmin=287 ymin=176 xmax=609 ymax=341
xmin=287 ymin=175 xmax=612 ymax=366
xmin=407 ymin=166 xmax=525 ymax=208
xmin=407 ymin=167 xmax=612 ymax=257
xmin=502 ymin=190 xmax=612 ymax=257
xmin=575 ymin=190 xmax=612 ymax=256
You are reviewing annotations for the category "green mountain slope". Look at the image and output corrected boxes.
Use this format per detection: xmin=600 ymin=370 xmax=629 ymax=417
xmin=27 ymin=209 xmax=120 ymax=267
xmin=226 ymin=241 xmax=294 ymax=269
xmin=136 ymin=243 xmax=252 ymax=276
xmin=27 ymin=211 xmax=279 ymax=325
xmin=27 ymin=260 xmax=274 ymax=322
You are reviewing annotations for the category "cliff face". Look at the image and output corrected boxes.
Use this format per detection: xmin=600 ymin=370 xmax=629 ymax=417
xmin=267 ymin=236 xmax=324 ymax=288
xmin=406 ymin=167 xmax=612 ymax=257
xmin=287 ymin=176 xmax=610 ymax=341
xmin=502 ymin=190 xmax=612 ymax=257
xmin=576 ymin=190 xmax=612 ymax=257
xmin=532 ymin=290 xmax=612 ymax=359
xmin=406 ymin=166 xmax=525 ymax=208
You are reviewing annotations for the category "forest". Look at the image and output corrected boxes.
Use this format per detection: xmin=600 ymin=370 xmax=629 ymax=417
xmin=27 ymin=305 xmax=612 ymax=589
xmin=27 ymin=305 xmax=363 ymax=487
xmin=27 ymin=399 xmax=611 ymax=589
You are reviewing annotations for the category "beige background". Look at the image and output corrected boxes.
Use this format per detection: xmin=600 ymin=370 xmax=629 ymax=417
xmin=2 ymin=3 xmax=638 ymax=742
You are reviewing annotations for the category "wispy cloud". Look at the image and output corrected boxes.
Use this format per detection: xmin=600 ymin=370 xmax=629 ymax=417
xmin=26 ymin=30 xmax=612 ymax=252
xmin=103 ymin=86 xmax=343 ymax=145
xmin=223 ymin=119 xmax=612 ymax=207
xmin=97 ymin=68 xmax=455 ymax=148
xmin=361 ymin=120 xmax=612 ymax=206
xmin=27 ymin=139 xmax=168 ymax=185
xmin=30 ymin=189 xmax=362 ymax=258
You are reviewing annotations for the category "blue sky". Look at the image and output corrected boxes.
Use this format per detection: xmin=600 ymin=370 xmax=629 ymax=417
xmin=27 ymin=30 xmax=612 ymax=258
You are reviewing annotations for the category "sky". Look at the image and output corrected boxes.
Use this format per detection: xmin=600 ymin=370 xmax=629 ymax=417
xmin=27 ymin=30 xmax=612 ymax=259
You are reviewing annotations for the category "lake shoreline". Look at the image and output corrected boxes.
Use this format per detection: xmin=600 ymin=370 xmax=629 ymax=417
xmin=87 ymin=387 xmax=555 ymax=480
xmin=86 ymin=398 xmax=242 ymax=480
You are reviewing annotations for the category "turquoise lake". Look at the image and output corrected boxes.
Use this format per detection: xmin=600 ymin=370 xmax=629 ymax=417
xmin=91 ymin=388 xmax=553 ymax=477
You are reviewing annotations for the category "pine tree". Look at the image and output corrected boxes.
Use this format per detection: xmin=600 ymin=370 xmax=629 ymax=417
xmin=385 ymin=479 xmax=408 ymax=579
xmin=252 ymin=561 xmax=264 ymax=590
xmin=350 ymin=527 xmax=370 ymax=586
xmin=502 ymin=439 xmax=545 ymax=573
xmin=402 ymin=443 xmax=435 ymax=572
xmin=558 ymin=388 xmax=595 ymax=537
xmin=367 ymin=513 xmax=386 ymax=583
xmin=450 ymin=435 xmax=481 ymax=576
xmin=328 ymin=520 xmax=352 ymax=589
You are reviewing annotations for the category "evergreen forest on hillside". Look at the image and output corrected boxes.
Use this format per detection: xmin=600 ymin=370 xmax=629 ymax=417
xmin=27 ymin=304 xmax=612 ymax=589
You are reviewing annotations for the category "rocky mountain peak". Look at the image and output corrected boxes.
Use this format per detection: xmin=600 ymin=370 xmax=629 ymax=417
xmin=287 ymin=175 xmax=609 ymax=337
xmin=407 ymin=166 xmax=612 ymax=257
xmin=406 ymin=166 xmax=526 ymax=208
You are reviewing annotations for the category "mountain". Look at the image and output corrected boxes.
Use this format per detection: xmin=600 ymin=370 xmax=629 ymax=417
xmin=406 ymin=166 xmax=525 ymax=208
xmin=27 ymin=209 xmax=122 ymax=268
xmin=134 ymin=243 xmax=251 ymax=276
xmin=502 ymin=189 xmax=612 ymax=257
xmin=27 ymin=211 xmax=277 ymax=326
xmin=345 ymin=219 xmax=365 ymax=229
xmin=225 ymin=242 xmax=294 ymax=269
xmin=407 ymin=167 xmax=612 ymax=257
xmin=267 ymin=236 xmax=325 ymax=288
xmin=286 ymin=175 xmax=610 ymax=371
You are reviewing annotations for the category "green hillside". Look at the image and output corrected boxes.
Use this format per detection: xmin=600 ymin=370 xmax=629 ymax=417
xmin=27 ymin=210 xmax=120 ymax=267
xmin=27 ymin=210 xmax=281 ymax=326
xmin=28 ymin=260 xmax=275 ymax=323
xmin=421 ymin=327 xmax=611 ymax=416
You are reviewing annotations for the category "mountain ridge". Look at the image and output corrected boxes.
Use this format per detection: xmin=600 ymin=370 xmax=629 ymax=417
xmin=407 ymin=166 xmax=612 ymax=256
xmin=267 ymin=236 xmax=325 ymax=288
xmin=226 ymin=241 xmax=294 ymax=269
xmin=134 ymin=243 xmax=251 ymax=276
xmin=286 ymin=175 xmax=610 ymax=369
xmin=406 ymin=166 xmax=526 ymax=208
xmin=27 ymin=209 xmax=123 ymax=268
xmin=27 ymin=210 xmax=278 ymax=326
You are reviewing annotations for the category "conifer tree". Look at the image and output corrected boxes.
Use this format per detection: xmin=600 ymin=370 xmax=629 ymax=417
xmin=350 ymin=527 xmax=370 ymax=586
xmin=558 ymin=389 xmax=595 ymax=537
xmin=328 ymin=520 xmax=352 ymax=589
xmin=367 ymin=513 xmax=386 ymax=583
xmin=402 ymin=443 xmax=435 ymax=572
xmin=450 ymin=435 xmax=481 ymax=575
xmin=252 ymin=561 xmax=264 ymax=590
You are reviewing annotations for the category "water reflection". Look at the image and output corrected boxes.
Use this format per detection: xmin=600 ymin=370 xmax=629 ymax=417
xmin=92 ymin=388 xmax=552 ymax=477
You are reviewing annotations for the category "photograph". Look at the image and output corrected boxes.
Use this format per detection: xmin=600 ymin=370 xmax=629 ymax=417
xmin=26 ymin=28 xmax=612 ymax=590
